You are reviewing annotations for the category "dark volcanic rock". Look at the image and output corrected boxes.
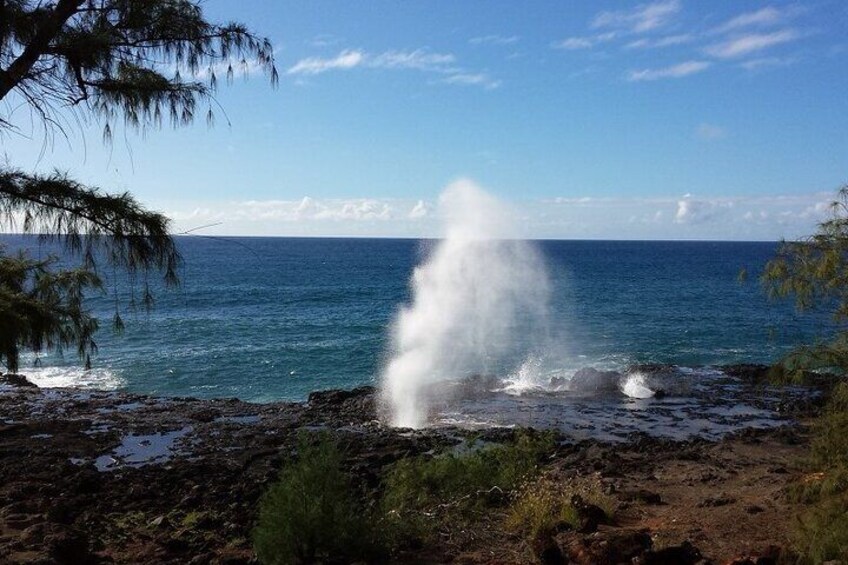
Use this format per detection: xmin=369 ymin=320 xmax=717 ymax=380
xmin=621 ymin=489 xmax=663 ymax=505
xmin=571 ymin=494 xmax=611 ymax=533
xmin=307 ymin=385 xmax=377 ymax=424
xmin=569 ymin=368 xmax=621 ymax=393
xmin=445 ymin=373 xmax=502 ymax=399
xmin=722 ymin=364 xmax=770 ymax=383
xmin=0 ymin=374 xmax=38 ymax=388
xmin=45 ymin=526 xmax=94 ymax=564
xmin=533 ymin=533 xmax=567 ymax=565
xmin=0 ymin=381 xmax=814 ymax=564
xmin=698 ymin=493 xmax=736 ymax=507
xmin=637 ymin=540 xmax=702 ymax=564
xmin=559 ymin=528 xmax=653 ymax=564
xmin=626 ymin=364 xmax=678 ymax=377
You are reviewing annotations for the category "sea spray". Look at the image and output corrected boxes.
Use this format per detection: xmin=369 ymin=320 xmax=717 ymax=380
xmin=620 ymin=372 xmax=655 ymax=399
xmin=380 ymin=179 xmax=551 ymax=428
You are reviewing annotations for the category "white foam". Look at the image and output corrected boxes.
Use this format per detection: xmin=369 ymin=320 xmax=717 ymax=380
xmin=500 ymin=355 xmax=551 ymax=395
xmin=621 ymin=372 xmax=654 ymax=399
xmin=22 ymin=366 xmax=124 ymax=390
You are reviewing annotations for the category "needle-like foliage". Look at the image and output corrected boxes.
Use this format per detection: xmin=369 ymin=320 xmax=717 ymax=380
xmin=0 ymin=0 xmax=278 ymax=137
xmin=0 ymin=0 xmax=276 ymax=373
xmin=762 ymin=185 xmax=848 ymax=380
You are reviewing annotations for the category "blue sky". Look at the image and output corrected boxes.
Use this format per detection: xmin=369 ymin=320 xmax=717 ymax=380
xmin=4 ymin=0 xmax=847 ymax=239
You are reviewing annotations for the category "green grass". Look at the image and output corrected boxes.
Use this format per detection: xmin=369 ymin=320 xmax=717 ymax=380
xmin=380 ymin=430 xmax=556 ymax=543
xmin=505 ymin=474 xmax=615 ymax=542
xmin=252 ymin=432 xmax=383 ymax=565
xmin=790 ymin=382 xmax=848 ymax=564
xmin=793 ymin=491 xmax=848 ymax=564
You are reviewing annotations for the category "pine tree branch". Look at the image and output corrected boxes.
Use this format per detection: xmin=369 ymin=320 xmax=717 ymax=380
xmin=0 ymin=0 xmax=85 ymax=99
xmin=0 ymin=168 xmax=181 ymax=285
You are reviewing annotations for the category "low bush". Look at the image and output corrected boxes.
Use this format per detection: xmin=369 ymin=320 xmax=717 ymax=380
xmin=793 ymin=491 xmax=848 ymax=564
xmin=790 ymin=382 xmax=848 ymax=564
xmin=380 ymin=430 xmax=556 ymax=542
xmin=506 ymin=474 xmax=615 ymax=541
xmin=810 ymin=381 xmax=848 ymax=470
xmin=253 ymin=432 xmax=382 ymax=565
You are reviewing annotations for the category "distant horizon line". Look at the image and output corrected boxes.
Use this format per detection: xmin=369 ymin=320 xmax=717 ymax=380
xmin=1 ymin=232 xmax=790 ymax=244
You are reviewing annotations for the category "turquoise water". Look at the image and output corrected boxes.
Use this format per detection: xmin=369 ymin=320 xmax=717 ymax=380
xmin=3 ymin=236 xmax=830 ymax=402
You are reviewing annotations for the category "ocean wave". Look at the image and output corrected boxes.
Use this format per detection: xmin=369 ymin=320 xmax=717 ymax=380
xmin=620 ymin=372 xmax=654 ymax=399
xmin=21 ymin=366 xmax=125 ymax=390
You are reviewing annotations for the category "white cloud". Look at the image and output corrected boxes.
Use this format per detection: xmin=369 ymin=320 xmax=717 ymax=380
xmin=286 ymin=48 xmax=498 ymax=89
xmin=739 ymin=56 xmax=798 ymax=71
xmin=592 ymin=0 xmax=680 ymax=34
xmin=551 ymin=32 xmax=617 ymax=51
xmin=674 ymin=197 xmax=731 ymax=224
xmin=369 ymin=50 xmax=455 ymax=71
xmin=705 ymin=29 xmax=800 ymax=59
xmin=287 ymin=49 xmax=365 ymax=75
xmin=625 ymin=34 xmax=693 ymax=49
xmin=409 ymin=200 xmax=429 ymax=219
xmin=627 ymin=60 xmax=711 ymax=81
xmin=294 ymin=196 xmax=320 ymax=217
xmin=286 ymin=49 xmax=457 ymax=77
xmin=711 ymin=6 xmax=801 ymax=34
xmin=535 ymin=192 xmax=834 ymax=240
xmin=326 ymin=200 xmax=392 ymax=221
xmin=696 ymin=123 xmax=727 ymax=140
xmin=159 ymin=191 xmax=835 ymax=240
xmin=440 ymin=73 xmax=501 ymax=90
xmin=162 ymin=197 xmax=440 ymax=238
xmin=469 ymin=35 xmax=519 ymax=46
xmin=552 ymin=37 xmax=595 ymax=50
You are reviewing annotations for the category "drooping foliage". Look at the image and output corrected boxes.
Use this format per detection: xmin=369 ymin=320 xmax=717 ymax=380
xmin=0 ymin=0 xmax=276 ymax=373
xmin=762 ymin=185 xmax=848 ymax=380
xmin=762 ymin=185 xmax=848 ymax=563
xmin=0 ymin=0 xmax=277 ymax=137
xmin=0 ymin=251 xmax=100 ymax=372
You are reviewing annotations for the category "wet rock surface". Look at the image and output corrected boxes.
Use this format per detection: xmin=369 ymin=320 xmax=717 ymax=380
xmin=430 ymin=363 xmax=826 ymax=440
xmin=0 ymin=369 xmax=823 ymax=564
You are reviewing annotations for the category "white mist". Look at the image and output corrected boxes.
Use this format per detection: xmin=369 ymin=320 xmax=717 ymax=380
xmin=380 ymin=179 xmax=551 ymax=428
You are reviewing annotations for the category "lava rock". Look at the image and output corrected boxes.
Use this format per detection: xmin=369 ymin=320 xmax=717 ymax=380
xmin=698 ymin=494 xmax=737 ymax=507
xmin=45 ymin=526 xmax=94 ymax=564
xmin=0 ymin=373 xmax=38 ymax=388
xmin=533 ymin=533 xmax=566 ymax=565
xmin=621 ymin=489 xmax=663 ymax=505
xmin=307 ymin=386 xmax=377 ymax=424
xmin=637 ymin=540 xmax=702 ymax=564
xmin=559 ymin=528 xmax=653 ymax=564
xmin=721 ymin=364 xmax=770 ymax=383
xmin=570 ymin=368 xmax=621 ymax=393
xmin=571 ymin=494 xmax=611 ymax=533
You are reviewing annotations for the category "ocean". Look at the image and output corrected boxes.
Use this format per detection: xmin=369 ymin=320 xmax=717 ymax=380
xmin=3 ymin=236 xmax=827 ymax=404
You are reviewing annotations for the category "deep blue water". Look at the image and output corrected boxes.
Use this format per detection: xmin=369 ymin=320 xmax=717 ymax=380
xmin=2 ymin=236 xmax=831 ymax=402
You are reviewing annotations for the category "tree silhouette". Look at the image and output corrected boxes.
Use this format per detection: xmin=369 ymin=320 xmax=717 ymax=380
xmin=763 ymin=185 xmax=848 ymax=380
xmin=0 ymin=0 xmax=276 ymax=373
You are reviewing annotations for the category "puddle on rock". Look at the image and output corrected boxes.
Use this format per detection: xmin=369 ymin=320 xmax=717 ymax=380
xmin=94 ymin=426 xmax=193 ymax=471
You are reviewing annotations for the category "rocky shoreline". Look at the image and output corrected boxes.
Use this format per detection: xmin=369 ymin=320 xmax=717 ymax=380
xmin=0 ymin=366 xmax=825 ymax=564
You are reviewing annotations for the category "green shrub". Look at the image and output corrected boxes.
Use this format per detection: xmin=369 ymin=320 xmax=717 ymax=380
xmin=789 ymin=382 xmax=848 ymax=564
xmin=380 ymin=430 xmax=556 ymax=541
xmin=793 ymin=492 xmax=848 ymax=564
xmin=810 ymin=381 xmax=848 ymax=470
xmin=505 ymin=476 xmax=579 ymax=539
xmin=253 ymin=432 xmax=381 ymax=564
xmin=506 ymin=474 xmax=615 ymax=541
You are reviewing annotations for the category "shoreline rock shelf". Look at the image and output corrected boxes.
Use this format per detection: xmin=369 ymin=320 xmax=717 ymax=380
xmin=0 ymin=371 xmax=821 ymax=563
